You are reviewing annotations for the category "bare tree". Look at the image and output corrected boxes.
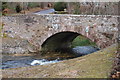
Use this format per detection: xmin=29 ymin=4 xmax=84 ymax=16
xmin=67 ymin=2 xmax=71 ymax=14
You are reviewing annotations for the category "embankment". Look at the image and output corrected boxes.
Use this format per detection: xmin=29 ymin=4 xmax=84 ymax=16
xmin=2 ymin=43 xmax=118 ymax=78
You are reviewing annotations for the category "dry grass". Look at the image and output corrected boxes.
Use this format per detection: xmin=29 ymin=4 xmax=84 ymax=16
xmin=2 ymin=43 xmax=117 ymax=78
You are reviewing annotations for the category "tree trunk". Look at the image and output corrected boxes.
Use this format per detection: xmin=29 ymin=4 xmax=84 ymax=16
xmin=67 ymin=2 xmax=70 ymax=14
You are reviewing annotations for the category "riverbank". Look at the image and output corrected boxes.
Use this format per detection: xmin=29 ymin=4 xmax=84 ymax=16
xmin=2 ymin=43 xmax=117 ymax=78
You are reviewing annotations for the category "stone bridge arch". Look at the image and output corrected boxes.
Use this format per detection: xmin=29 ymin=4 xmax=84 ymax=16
xmin=2 ymin=14 xmax=118 ymax=52
xmin=39 ymin=24 xmax=116 ymax=52
xmin=41 ymin=31 xmax=80 ymax=52
xmin=41 ymin=31 xmax=99 ymax=52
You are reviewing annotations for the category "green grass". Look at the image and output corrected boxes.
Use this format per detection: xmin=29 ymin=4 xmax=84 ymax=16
xmin=71 ymin=35 xmax=97 ymax=48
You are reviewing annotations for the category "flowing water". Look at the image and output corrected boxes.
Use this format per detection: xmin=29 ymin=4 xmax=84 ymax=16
xmin=2 ymin=52 xmax=75 ymax=69
xmin=2 ymin=57 xmax=61 ymax=69
xmin=2 ymin=46 xmax=99 ymax=69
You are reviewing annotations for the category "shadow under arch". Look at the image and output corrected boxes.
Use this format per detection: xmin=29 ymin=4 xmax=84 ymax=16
xmin=41 ymin=31 xmax=96 ymax=53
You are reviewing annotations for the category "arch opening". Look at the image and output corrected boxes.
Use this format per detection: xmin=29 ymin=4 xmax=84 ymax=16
xmin=41 ymin=31 xmax=79 ymax=52
xmin=41 ymin=31 xmax=99 ymax=57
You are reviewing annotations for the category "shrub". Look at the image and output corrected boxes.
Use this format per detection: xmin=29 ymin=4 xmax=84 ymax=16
xmin=2 ymin=2 xmax=8 ymax=16
xmin=54 ymin=2 xmax=67 ymax=11
xmin=16 ymin=4 xmax=22 ymax=13
xmin=2 ymin=2 xmax=8 ymax=11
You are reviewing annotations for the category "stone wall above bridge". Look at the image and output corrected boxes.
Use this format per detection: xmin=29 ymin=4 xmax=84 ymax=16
xmin=2 ymin=14 xmax=119 ymax=52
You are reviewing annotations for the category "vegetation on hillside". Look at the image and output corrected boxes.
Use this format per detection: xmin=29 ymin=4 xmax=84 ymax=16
xmin=71 ymin=35 xmax=96 ymax=48
xmin=54 ymin=2 xmax=67 ymax=11
xmin=15 ymin=4 xmax=22 ymax=13
xmin=1 ymin=2 xmax=118 ymax=15
xmin=2 ymin=2 xmax=8 ymax=11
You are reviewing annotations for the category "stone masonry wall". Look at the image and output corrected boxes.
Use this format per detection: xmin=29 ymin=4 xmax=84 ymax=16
xmin=1 ymin=14 xmax=119 ymax=53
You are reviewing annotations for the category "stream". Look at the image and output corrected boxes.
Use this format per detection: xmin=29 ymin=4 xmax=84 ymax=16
xmin=2 ymin=46 xmax=99 ymax=69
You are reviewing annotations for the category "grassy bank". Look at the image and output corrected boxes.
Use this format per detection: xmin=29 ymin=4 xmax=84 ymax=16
xmin=71 ymin=35 xmax=96 ymax=48
xmin=2 ymin=44 xmax=117 ymax=78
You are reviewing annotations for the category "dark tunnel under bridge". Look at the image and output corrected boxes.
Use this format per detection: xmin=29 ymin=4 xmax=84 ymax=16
xmin=41 ymin=31 xmax=95 ymax=53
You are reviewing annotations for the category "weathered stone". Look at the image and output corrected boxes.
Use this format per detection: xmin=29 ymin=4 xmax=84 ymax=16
xmin=2 ymin=38 xmax=36 ymax=54
xmin=1 ymin=14 xmax=119 ymax=52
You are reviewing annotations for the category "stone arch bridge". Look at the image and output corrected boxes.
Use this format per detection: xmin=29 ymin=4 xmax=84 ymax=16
xmin=2 ymin=14 xmax=119 ymax=52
